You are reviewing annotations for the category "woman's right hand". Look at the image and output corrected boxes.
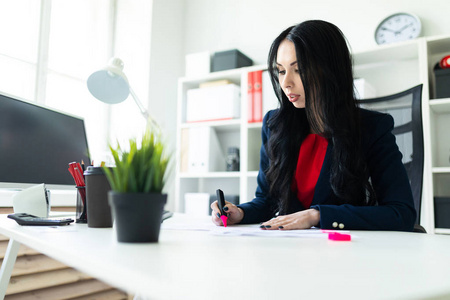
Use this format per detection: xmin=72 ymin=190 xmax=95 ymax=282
xmin=211 ymin=200 xmax=244 ymax=226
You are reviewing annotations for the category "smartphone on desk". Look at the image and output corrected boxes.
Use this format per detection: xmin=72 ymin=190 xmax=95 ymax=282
xmin=8 ymin=213 xmax=74 ymax=226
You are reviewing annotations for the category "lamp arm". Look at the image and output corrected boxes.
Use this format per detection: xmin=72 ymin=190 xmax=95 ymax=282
xmin=128 ymin=86 xmax=160 ymax=131
xmin=129 ymin=86 xmax=150 ymax=120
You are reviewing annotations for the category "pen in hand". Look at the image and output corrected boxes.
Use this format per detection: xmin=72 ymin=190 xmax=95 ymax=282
xmin=216 ymin=189 xmax=228 ymax=227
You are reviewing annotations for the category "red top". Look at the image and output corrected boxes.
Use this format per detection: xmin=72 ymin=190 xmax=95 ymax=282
xmin=292 ymin=134 xmax=328 ymax=208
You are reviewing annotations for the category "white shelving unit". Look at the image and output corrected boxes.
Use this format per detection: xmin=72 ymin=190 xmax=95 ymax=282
xmin=175 ymin=35 xmax=450 ymax=234
xmin=175 ymin=65 xmax=266 ymax=214
xmin=425 ymin=36 xmax=450 ymax=234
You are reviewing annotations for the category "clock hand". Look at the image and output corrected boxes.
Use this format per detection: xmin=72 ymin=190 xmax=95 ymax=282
xmin=397 ymin=23 xmax=413 ymax=33
xmin=381 ymin=26 xmax=396 ymax=33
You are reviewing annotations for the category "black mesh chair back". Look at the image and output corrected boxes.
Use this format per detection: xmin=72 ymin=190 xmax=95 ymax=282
xmin=357 ymin=84 xmax=424 ymax=228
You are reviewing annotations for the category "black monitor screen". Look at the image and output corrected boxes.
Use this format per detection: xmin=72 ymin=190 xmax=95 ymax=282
xmin=0 ymin=93 xmax=90 ymax=186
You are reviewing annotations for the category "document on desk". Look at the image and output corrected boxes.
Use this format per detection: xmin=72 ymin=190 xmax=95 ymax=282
xmin=211 ymin=225 xmax=328 ymax=238
xmin=161 ymin=221 xmax=340 ymax=238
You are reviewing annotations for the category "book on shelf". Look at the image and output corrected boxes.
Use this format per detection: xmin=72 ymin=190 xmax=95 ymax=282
xmin=247 ymin=70 xmax=278 ymax=123
xmin=253 ymin=70 xmax=263 ymax=123
xmin=186 ymin=126 xmax=225 ymax=173
xmin=199 ymin=79 xmax=232 ymax=88
xmin=180 ymin=128 xmax=190 ymax=172
xmin=247 ymin=72 xmax=254 ymax=122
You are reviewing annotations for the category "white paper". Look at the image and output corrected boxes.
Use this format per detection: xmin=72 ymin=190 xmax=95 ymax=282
xmin=211 ymin=225 xmax=327 ymax=238
xmin=161 ymin=221 xmax=350 ymax=238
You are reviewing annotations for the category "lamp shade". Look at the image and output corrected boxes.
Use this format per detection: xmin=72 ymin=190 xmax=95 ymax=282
xmin=87 ymin=58 xmax=130 ymax=104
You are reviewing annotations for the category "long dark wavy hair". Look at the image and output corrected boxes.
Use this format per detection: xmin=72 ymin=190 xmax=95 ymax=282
xmin=266 ymin=20 xmax=376 ymax=214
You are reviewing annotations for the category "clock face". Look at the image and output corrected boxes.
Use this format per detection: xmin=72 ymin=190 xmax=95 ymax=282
xmin=375 ymin=13 xmax=421 ymax=45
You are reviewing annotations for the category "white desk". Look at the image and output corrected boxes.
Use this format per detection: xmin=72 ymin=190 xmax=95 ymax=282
xmin=1 ymin=214 xmax=450 ymax=300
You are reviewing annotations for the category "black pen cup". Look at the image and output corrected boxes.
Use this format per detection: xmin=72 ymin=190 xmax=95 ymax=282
xmin=76 ymin=186 xmax=87 ymax=223
xmin=84 ymin=166 xmax=113 ymax=228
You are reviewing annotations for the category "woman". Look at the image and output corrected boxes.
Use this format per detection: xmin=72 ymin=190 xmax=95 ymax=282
xmin=211 ymin=20 xmax=416 ymax=231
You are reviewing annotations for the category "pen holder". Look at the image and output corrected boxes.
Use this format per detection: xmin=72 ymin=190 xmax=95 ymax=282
xmin=76 ymin=186 xmax=87 ymax=223
xmin=84 ymin=167 xmax=113 ymax=228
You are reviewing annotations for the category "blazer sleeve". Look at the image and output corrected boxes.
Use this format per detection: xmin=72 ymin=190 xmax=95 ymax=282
xmin=313 ymin=113 xmax=417 ymax=231
xmin=237 ymin=110 xmax=278 ymax=224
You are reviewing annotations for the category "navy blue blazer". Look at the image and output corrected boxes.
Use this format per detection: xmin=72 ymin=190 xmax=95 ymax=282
xmin=238 ymin=109 xmax=417 ymax=231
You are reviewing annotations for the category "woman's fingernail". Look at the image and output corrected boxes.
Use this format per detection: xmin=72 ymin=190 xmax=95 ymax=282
xmin=278 ymin=226 xmax=284 ymax=229
xmin=259 ymin=225 xmax=265 ymax=229
xmin=265 ymin=225 xmax=271 ymax=228
xmin=216 ymin=213 xmax=220 ymax=218
xmin=223 ymin=206 xmax=229 ymax=211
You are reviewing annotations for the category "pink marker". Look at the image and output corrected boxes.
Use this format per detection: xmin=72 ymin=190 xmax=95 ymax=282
xmin=328 ymin=232 xmax=351 ymax=241
xmin=220 ymin=215 xmax=228 ymax=227
xmin=216 ymin=189 xmax=228 ymax=227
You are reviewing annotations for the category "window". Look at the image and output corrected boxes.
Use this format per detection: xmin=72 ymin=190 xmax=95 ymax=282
xmin=0 ymin=0 xmax=152 ymax=162
xmin=0 ymin=0 xmax=112 ymax=160
xmin=0 ymin=0 xmax=40 ymax=100
xmin=45 ymin=0 xmax=112 ymax=160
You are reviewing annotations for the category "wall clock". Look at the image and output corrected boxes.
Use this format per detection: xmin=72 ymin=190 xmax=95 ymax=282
xmin=374 ymin=12 xmax=422 ymax=45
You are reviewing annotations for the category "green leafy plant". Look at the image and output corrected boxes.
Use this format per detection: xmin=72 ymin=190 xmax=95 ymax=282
xmin=103 ymin=127 xmax=169 ymax=194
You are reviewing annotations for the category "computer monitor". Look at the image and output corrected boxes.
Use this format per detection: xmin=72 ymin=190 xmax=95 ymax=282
xmin=0 ymin=92 xmax=90 ymax=191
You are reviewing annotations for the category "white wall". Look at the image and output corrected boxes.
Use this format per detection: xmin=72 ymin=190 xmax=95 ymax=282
xmin=95 ymin=0 xmax=184 ymax=211
xmin=182 ymin=0 xmax=450 ymax=65
xmin=149 ymin=0 xmax=450 ymax=210
xmin=147 ymin=0 xmax=185 ymax=210
xmin=108 ymin=0 xmax=152 ymax=153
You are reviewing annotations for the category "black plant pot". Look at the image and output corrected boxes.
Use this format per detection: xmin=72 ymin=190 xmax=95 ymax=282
xmin=108 ymin=191 xmax=167 ymax=243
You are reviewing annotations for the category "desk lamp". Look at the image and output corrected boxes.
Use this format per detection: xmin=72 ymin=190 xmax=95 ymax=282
xmin=87 ymin=57 xmax=156 ymax=126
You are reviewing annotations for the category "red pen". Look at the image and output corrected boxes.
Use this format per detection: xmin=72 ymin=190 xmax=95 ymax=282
xmin=69 ymin=162 xmax=85 ymax=187
xmin=76 ymin=162 xmax=85 ymax=184
xmin=68 ymin=162 xmax=87 ymax=207
xmin=68 ymin=163 xmax=79 ymax=185
xmin=216 ymin=189 xmax=228 ymax=227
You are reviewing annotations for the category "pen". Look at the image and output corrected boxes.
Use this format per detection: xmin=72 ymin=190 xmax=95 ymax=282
xmin=216 ymin=189 xmax=228 ymax=227
xmin=69 ymin=162 xmax=85 ymax=186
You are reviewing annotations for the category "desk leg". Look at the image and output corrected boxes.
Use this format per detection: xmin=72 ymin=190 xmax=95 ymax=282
xmin=0 ymin=239 xmax=20 ymax=299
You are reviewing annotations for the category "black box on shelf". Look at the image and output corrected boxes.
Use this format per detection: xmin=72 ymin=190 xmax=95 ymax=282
xmin=212 ymin=49 xmax=253 ymax=72
xmin=434 ymin=197 xmax=450 ymax=228
xmin=433 ymin=64 xmax=450 ymax=99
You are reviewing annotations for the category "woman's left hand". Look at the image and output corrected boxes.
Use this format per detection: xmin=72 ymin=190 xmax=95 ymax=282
xmin=259 ymin=209 xmax=320 ymax=230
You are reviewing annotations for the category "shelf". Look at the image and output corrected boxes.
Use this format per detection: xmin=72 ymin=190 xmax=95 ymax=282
xmin=179 ymin=69 xmax=242 ymax=86
xmin=432 ymin=167 xmax=450 ymax=174
xmin=247 ymin=122 xmax=263 ymax=129
xmin=246 ymin=171 xmax=259 ymax=177
xmin=178 ymin=172 xmax=240 ymax=179
xmin=179 ymin=171 xmax=259 ymax=179
xmin=179 ymin=64 xmax=267 ymax=86
xmin=180 ymin=119 xmax=241 ymax=131
xmin=426 ymin=35 xmax=450 ymax=54
xmin=429 ymin=98 xmax=450 ymax=113
xmin=435 ymin=228 xmax=450 ymax=235
xmin=353 ymin=39 xmax=419 ymax=66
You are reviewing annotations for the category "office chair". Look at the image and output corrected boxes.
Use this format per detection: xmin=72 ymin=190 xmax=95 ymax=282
xmin=357 ymin=84 xmax=426 ymax=233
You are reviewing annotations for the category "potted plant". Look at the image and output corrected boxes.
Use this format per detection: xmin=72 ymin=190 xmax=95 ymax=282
xmin=103 ymin=124 xmax=170 ymax=243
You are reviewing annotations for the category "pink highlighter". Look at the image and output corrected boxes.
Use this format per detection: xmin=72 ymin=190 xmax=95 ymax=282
xmin=216 ymin=189 xmax=228 ymax=227
xmin=328 ymin=232 xmax=351 ymax=241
